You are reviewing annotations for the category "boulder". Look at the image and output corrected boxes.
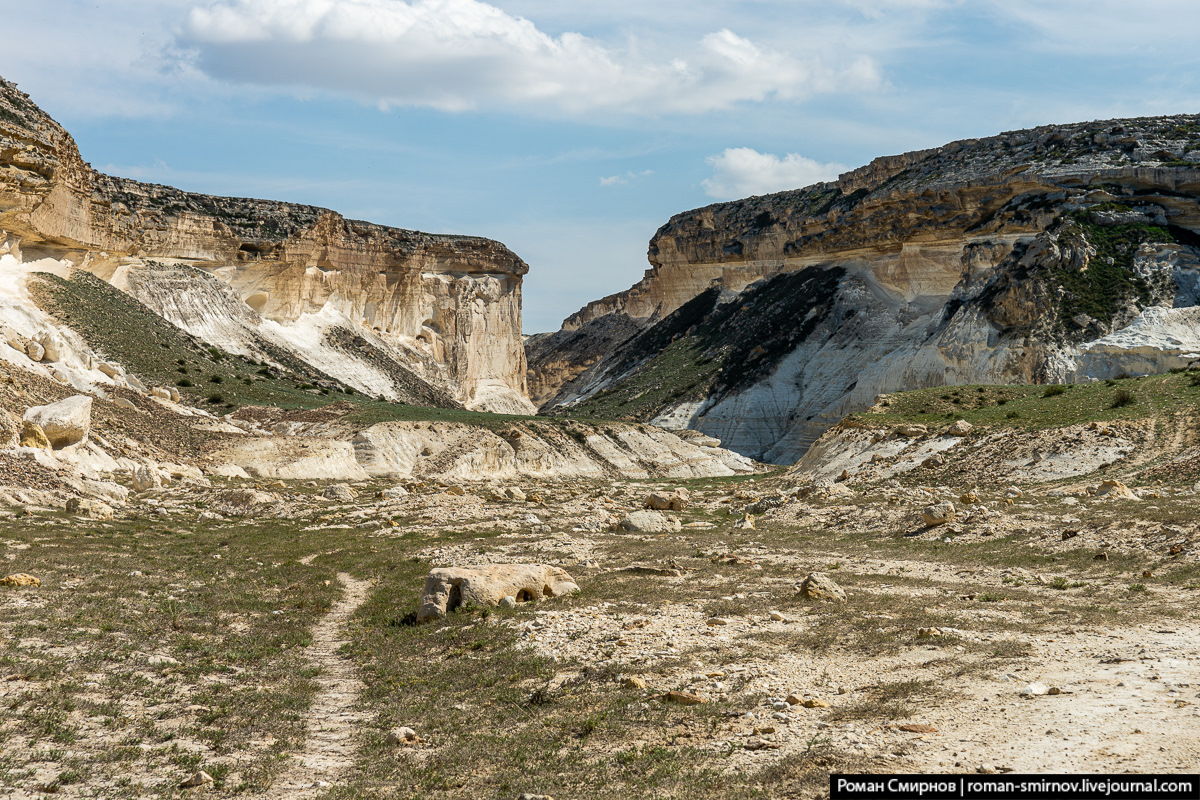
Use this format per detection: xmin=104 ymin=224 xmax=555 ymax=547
xmin=98 ymin=362 xmax=122 ymax=379
xmin=381 ymin=485 xmax=409 ymax=500
xmin=505 ymin=486 xmax=526 ymax=502
xmin=169 ymin=387 xmax=182 ymax=402
xmin=24 ymin=340 xmax=44 ymax=362
xmin=126 ymin=374 xmax=147 ymax=393
xmin=19 ymin=421 xmax=51 ymax=450
xmin=417 ymin=564 xmax=580 ymax=622
xmin=733 ymin=514 xmax=756 ymax=530
xmin=947 ymin=419 xmax=974 ymax=436
xmin=23 ymin=395 xmax=91 ymax=449
xmin=921 ymin=501 xmax=956 ymax=527
xmin=151 ymin=387 xmax=172 ymax=401
xmin=799 ymin=572 xmax=846 ymax=602
xmin=114 ymin=397 xmax=139 ymax=412
xmin=208 ymin=463 xmax=251 ymax=479
xmin=618 ymin=510 xmax=682 ymax=533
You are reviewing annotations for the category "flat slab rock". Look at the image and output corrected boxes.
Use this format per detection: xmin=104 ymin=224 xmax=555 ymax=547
xmin=418 ymin=564 xmax=580 ymax=623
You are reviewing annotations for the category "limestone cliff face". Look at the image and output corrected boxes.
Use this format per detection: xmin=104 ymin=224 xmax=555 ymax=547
xmin=0 ymin=77 xmax=533 ymax=413
xmin=532 ymin=115 xmax=1200 ymax=462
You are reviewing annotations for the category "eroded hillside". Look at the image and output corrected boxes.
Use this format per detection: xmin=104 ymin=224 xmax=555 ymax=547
xmin=0 ymin=77 xmax=531 ymax=414
xmin=532 ymin=116 xmax=1200 ymax=462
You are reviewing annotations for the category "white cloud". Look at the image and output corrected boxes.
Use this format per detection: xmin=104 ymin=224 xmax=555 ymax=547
xmin=702 ymin=147 xmax=846 ymax=199
xmin=179 ymin=0 xmax=881 ymax=115
xmin=599 ymin=169 xmax=652 ymax=186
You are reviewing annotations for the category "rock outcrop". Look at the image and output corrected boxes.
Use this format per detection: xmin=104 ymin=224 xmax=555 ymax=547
xmin=0 ymin=76 xmax=532 ymax=413
xmin=531 ymin=115 xmax=1200 ymax=462
xmin=417 ymin=564 xmax=580 ymax=622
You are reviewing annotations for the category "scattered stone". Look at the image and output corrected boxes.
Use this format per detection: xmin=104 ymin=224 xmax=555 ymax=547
xmin=518 ymin=794 xmax=555 ymax=800
xmin=178 ymin=771 xmax=214 ymax=789
xmin=19 ymin=420 xmax=50 ymax=450
xmin=417 ymin=564 xmax=580 ymax=622
xmin=1019 ymin=682 xmax=1050 ymax=697
xmin=947 ymin=419 xmax=973 ymax=436
xmin=802 ymin=698 xmax=830 ymax=708
xmin=499 ymin=595 xmax=517 ymax=608
xmin=768 ymin=611 xmax=788 ymax=622
xmin=114 ymin=397 xmax=138 ymax=412
xmin=151 ymin=387 xmax=172 ymax=401
xmin=733 ymin=514 xmax=756 ymax=530
xmin=98 ymin=361 xmax=122 ymax=379
xmin=0 ymin=573 xmax=40 ymax=587
xmin=706 ymin=617 xmax=728 ymax=626
xmin=799 ymin=572 xmax=846 ymax=602
xmin=385 ymin=727 xmax=419 ymax=746
xmin=506 ymin=486 xmax=527 ymax=502
xmin=897 ymin=724 xmax=938 ymax=733
xmin=622 ymin=676 xmax=649 ymax=691
xmin=381 ymin=486 xmax=409 ymax=500
xmin=916 ymin=627 xmax=941 ymax=638
xmin=1061 ymin=530 xmax=1080 ymax=540
xmin=445 ymin=485 xmax=465 ymax=496
xmin=785 ymin=694 xmax=803 ymax=705
xmin=744 ymin=737 xmax=779 ymax=751
xmin=618 ymin=510 xmax=681 ymax=533
xmin=147 ymin=654 xmax=180 ymax=666
xmin=922 ymin=454 xmax=945 ymax=468
xmin=24 ymin=340 xmax=44 ymax=362
xmin=836 ymin=468 xmax=851 ymax=482
xmin=922 ymin=501 xmax=956 ymax=527
xmin=960 ymin=490 xmax=979 ymax=504
xmin=23 ymin=395 xmax=92 ymax=449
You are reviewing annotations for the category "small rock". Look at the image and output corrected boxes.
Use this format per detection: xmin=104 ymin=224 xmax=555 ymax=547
xmin=25 ymin=340 xmax=44 ymax=362
xmin=646 ymin=489 xmax=688 ymax=511
xmin=1019 ymin=682 xmax=1050 ymax=697
xmin=385 ymin=727 xmax=419 ymax=746
xmin=499 ymin=595 xmax=517 ymax=608
xmin=505 ymin=486 xmax=527 ymax=502
xmin=802 ymin=698 xmax=831 ymax=708
xmin=947 ymin=419 xmax=973 ymax=436
xmin=445 ymin=485 xmax=465 ymax=496
xmin=785 ymin=693 xmax=803 ymax=705
xmin=663 ymin=690 xmax=705 ymax=705
xmin=799 ymin=572 xmax=846 ymax=602
xmin=1094 ymin=552 xmax=1109 ymax=562
xmin=706 ymin=617 xmax=728 ymax=627
xmin=618 ymin=510 xmax=681 ymax=533
xmin=0 ymin=573 xmax=40 ymax=587
xmin=922 ymin=501 xmax=956 ymax=527
xmin=733 ymin=514 xmax=756 ymax=530
xmin=622 ymin=676 xmax=648 ymax=691
xmin=768 ymin=611 xmax=787 ymax=622
xmin=323 ymin=483 xmax=355 ymax=501
xmin=744 ymin=737 xmax=779 ymax=751
xmin=518 ymin=794 xmax=555 ymax=800
xmin=132 ymin=466 xmax=162 ymax=492
xmin=960 ymin=490 xmax=979 ymax=504
xmin=179 ymin=770 xmax=213 ymax=789
xmin=897 ymin=723 xmax=938 ymax=733
xmin=916 ymin=627 xmax=940 ymax=638
xmin=1096 ymin=479 xmax=1138 ymax=501
xmin=922 ymin=454 xmax=945 ymax=468
xmin=381 ymin=486 xmax=408 ymax=500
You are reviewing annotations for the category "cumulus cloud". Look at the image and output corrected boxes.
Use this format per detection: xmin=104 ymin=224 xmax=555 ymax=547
xmin=702 ymin=147 xmax=846 ymax=199
xmin=179 ymin=0 xmax=881 ymax=114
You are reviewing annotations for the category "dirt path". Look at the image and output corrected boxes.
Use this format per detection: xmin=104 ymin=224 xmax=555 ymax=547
xmin=264 ymin=572 xmax=371 ymax=798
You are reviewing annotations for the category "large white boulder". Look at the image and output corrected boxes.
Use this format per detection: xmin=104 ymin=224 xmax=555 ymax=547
xmin=417 ymin=564 xmax=580 ymax=623
xmin=23 ymin=396 xmax=91 ymax=449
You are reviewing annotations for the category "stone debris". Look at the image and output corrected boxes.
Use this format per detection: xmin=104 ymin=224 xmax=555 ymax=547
xmin=417 ymin=564 xmax=580 ymax=622
xmin=323 ymin=483 xmax=356 ymax=501
xmin=646 ymin=488 xmax=689 ymax=511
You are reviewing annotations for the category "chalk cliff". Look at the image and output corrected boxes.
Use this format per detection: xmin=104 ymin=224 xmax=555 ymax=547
xmin=0 ymin=76 xmax=533 ymax=414
xmin=532 ymin=115 xmax=1200 ymax=462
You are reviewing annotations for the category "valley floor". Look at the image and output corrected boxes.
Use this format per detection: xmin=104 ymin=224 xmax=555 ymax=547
xmin=0 ymin=463 xmax=1197 ymax=798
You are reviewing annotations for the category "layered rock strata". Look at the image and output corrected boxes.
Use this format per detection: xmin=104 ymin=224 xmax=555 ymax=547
xmin=0 ymin=76 xmax=532 ymax=413
xmin=532 ymin=115 xmax=1200 ymax=461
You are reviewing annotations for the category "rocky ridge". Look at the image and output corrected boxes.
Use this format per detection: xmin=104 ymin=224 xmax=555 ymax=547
xmin=0 ymin=76 xmax=532 ymax=414
xmin=531 ymin=115 xmax=1200 ymax=461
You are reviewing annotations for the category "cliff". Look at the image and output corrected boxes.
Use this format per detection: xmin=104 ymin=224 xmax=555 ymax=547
xmin=0 ymin=76 xmax=533 ymax=414
xmin=531 ymin=115 xmax=1200 ymax=461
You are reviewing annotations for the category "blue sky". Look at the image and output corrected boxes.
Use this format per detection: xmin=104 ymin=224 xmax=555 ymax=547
xmin=4 ymin=0 xmax=1200 ymax=331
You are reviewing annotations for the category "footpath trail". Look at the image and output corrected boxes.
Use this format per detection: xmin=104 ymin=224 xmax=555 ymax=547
xmin=265 ymin=572 xmax=371 ymax=798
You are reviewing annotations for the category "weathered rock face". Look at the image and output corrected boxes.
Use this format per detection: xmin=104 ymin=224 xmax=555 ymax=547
xmin=0 ymin=76 xmax=532 ymax=414
xmin=532 ymin=115 xmax=1200 ymax=462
